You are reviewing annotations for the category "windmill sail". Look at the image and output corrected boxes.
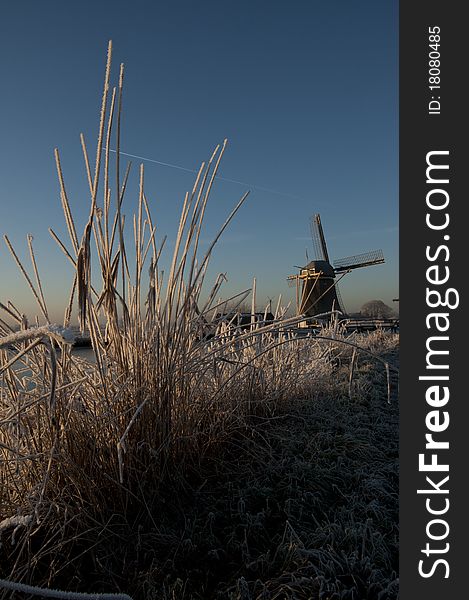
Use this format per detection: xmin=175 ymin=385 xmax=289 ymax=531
xmin=310 ymin=214 xmax=330 ymax=262
xmin=335 ymin=283 xmax=346 ymax=314
xmin=333 ymin=249 xmax=384 ymax=273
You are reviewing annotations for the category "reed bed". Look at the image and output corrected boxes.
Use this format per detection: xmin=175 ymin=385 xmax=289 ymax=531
xmin=0 ymin=42 xmax=398 ymax=598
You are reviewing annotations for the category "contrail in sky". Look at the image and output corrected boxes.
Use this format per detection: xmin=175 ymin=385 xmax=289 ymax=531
xmin=110 ymin=149 xmax=305 ymax=202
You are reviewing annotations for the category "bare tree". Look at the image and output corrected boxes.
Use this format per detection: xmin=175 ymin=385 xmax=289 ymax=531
xmin=360 ymin=300 xmax=395 ymax=319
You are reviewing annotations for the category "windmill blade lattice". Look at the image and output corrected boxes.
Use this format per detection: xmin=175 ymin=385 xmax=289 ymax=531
xmin=333 ymin=249 xmax=384 ymax=273
xmin=335 ymin=283 xmax=346 ymax=314
xmin=310 ymin=214 xmax=329 ymax=261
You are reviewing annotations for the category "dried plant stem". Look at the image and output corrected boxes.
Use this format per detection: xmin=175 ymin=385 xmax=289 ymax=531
xmin=3 ymin=236 xmax=49 ymax=322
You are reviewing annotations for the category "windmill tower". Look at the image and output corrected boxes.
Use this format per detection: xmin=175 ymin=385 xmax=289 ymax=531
xmin=288 ymin=214 xmax=385 ymax=322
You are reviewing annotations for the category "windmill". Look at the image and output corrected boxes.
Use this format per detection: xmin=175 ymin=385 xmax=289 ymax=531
xmin=287 ymin=214 xmax=384 ymax=322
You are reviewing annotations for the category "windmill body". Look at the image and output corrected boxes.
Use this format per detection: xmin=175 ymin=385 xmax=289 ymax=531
xmin=288 ymin=214 xmax=385 ymax=323
xmin=296 ymin=259 xmax=340 ymax=318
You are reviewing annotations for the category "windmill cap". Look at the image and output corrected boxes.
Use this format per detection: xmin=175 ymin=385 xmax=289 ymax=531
xmin=302 ymin=260 xmax=335 ymax=278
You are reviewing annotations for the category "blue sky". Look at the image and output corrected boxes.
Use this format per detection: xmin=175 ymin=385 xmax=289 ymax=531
xmin=0 ymin=0 xmax=398 ymax=321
